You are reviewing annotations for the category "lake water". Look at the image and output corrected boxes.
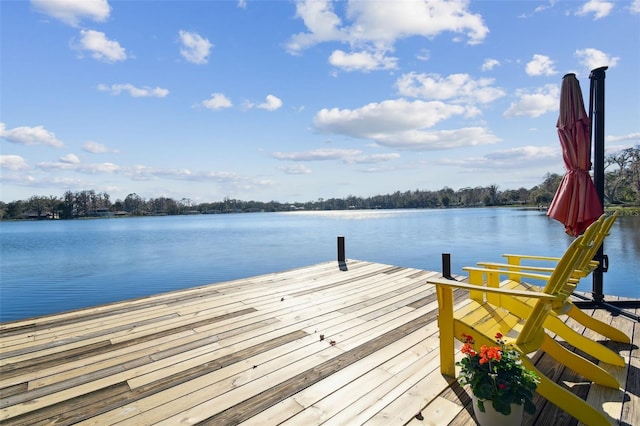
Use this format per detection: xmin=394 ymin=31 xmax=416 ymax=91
xmin=1 ymin=208 xmax=638 ymax=323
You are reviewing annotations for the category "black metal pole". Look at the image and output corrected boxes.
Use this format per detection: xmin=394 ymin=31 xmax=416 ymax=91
xmin=577 ymin=67 xmax=640 ymax=319
xmin=442 ymin=253 xmax=452 ymax=279
xmin=589 ymin=66 xmax=608 ymax=303
xmin=337 ymin=236 xmax=345 ymax=263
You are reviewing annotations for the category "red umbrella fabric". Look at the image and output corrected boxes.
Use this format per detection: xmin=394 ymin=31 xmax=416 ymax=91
xmin=547 ymin=73 xmax=603 ymax=236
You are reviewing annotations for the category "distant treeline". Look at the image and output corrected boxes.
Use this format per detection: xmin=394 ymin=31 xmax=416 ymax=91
xmin=2 ymin=146 xmax=638 ymax=221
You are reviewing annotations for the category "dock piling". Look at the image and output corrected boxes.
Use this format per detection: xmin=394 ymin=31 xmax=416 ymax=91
xmin=337 ymin=236 xmax=347 ymax=270
xmin=442 ymin=253 xmax=452 ymax=279
xmin=337 ymin=236 xmax=346 ymax=262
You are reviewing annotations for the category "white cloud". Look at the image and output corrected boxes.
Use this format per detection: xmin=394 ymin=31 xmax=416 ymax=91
xmin=344 ymin=0 xmax=488 ymax=45
xmin=286 ymin=0 xmax=489 ymax=71
xmin=36 ymin=161 xmax=78 ymax=171
xmin=22 ymin=155 xmax=271 ymax=194
xmin=372 ymin=127 xmax=500 ymax=151
xmin=37 ymin=160 xmax=120 ymax=174
xmin=575 ymin=48 xmax=619 ymax=71
xmin=481 ymin=58 xmax=500 ymax=71
xmin=273 ymin=149 xmax=401 ymax=164
xmin=76 ymin=29 xmax=127 ymax=63
xmin=631 ymin=0 xmax=640 ymax=13
xmin=606 ymin=132 xmax=640 ymax=143
xmin=525 ymin=54 xmax=557 ymax=76
xmin=504 ymin=84 xmax=559 ymax=118
xmin=97 ymin=83 xmax=169 ymax=98
xmin=237 ymin=0 xmax=247 ymax=9
xmin=122 ymin=165 xmax=274 ymax=192
xmin=395 ymin=73 xmax=505 ymax=104
xmin=178 ymin=30 xmax=213 ymax=64
xmin=0 ymin=155 xmax=30 ymax=171
xmin=278 ymin=164 xmax=312 ymax=174
xmin=31 ymin=0 xmax=110 ymax=27
xmin=484 ymin=146 xmax=558 ymax=162
xmin=576 ymin=0 xmax=614 ymax=20
xmin=201 ymin=93 xmax=233 ymax=110
xmin=416 ymin=49 xmax=430 ymax=62
xmin=286 ymin=0 xmax=346 ymax=53
xmin=83 ymin=141 xmax=118 ymax=153
xmin=352 ymin=153 xmax=401 ymax=164
xmin=532 ymin=1 xmax=558 ymax=14
xmin=257 ymin=95 xmax=283 ymax=111
xmin=314 ymin=99 xmax=466 ymax=139
xmin=77 ymin=162 xmax=120 ymax=174
xmin=0 ymin=123 xmax=64 ymax=147
xmin=440 ymin=145 xmax=559 ymax=170
xmin=60 ymin=153 xmax=80 ymax=164
xmin=328 ymin=49 xmax=398 ymax=72
xmin=311 ymin=98 xmax=500 ymax=151
xmin=272 ymin=148 xmax=362 ymax=161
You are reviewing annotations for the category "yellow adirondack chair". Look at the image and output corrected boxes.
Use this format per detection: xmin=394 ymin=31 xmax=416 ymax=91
xmin=429 ymin=233 xmax=613 ymax=426
xmin=471 ymin=212 xmax=628 ymax=367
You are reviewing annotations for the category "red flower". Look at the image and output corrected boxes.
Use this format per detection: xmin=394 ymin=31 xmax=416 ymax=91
xmin=461 ymin=342 xmax=477 ymax=357
xmin=478 ymin=344 xmax=502 ymax=364
xmin=456 ymin=333 xmax=539 ymax=416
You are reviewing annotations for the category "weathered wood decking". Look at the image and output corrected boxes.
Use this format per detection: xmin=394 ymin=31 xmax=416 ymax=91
xmin=0 ymin=260 xmax=637 ymax=425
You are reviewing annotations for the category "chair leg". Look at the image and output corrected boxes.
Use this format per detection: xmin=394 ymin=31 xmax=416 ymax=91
xmin=540 ymin=336 xmax=619 ymax=389
xmin=544 ymin=315 xmax=626 ymax=366
xmin=565 ymin=304 xmax=631 ymax=343
xmin=436 ymin=285 xmax=456 ymax=377
xmin=521 ymin=358 xmax=612 ymax=426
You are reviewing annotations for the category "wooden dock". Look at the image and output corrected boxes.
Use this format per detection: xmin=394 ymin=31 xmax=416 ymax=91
xmin=0 ymin=260 xmax=637 ymax=425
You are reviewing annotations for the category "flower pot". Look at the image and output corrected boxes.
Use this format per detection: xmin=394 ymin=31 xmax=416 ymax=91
xmin=471 ymin=395 xmax=524 ymax=426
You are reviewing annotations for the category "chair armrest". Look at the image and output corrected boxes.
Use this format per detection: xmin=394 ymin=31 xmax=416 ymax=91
xmin=477 ymin=261 xmax=555 ymax=274
xmin=503 ymin=253 xmax=561 ymax=262
xmin=502 ymin=254 xmax=598 ymax=271
xmin=462 ymin=266 xmax=580 ymax=285
xmin=462 ymin=266 xmax=554 ymax=282
xmin=426 ymin=277 xmax=556 ymax=300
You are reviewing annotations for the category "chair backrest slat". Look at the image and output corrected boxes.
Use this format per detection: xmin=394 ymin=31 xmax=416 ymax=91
xmin=516 ymin=229 xmax=595 ymax=351
xmin=574 ymin=212 xmax=618 ymax=277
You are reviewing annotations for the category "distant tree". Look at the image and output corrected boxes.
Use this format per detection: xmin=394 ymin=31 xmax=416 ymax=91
xmin=483 ymin=184 xmax=500 ymax=206
xmin=4 ymin=200 xmax=25 ymax=219
xmin=47 ymin=195 xmax=61 ymax=219
xmin=27 ymin=196 xmax=49 ymax=219
xmin=530 ymin=173 xmax=562 ymax=205
xmin=75 ymin=190 xmax=91 ymax=217
xmin=113 ymin=200 xmax=124 ymax=212
xmin=605 ymin=145 xmax=640 ymax=204
xmin=166 ymin=198 xmax=181 ymax=215
xmin=439 ymin=187 xmax=455 ymax=207
xmin=60 ymin=190 xmax=75 ymax=219
xmin=124 ymin=193 xmax=145 ymax=215
xmin=4 ymin=147 xmax=640 ymax=221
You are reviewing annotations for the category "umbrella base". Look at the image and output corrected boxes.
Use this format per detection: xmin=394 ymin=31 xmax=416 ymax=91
xmin=573 ymin=296 xmax=640 ymax=322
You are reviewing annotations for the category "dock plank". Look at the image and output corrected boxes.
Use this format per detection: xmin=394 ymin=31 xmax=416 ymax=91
xmin=0 ymin=259 xmax=635 ymax=426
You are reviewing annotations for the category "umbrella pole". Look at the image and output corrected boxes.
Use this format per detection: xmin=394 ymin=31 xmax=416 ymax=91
xmin=589 ymin=66 xmax=608 ymax=303
xmin=578 ymin=66 xmax=640 ymax=322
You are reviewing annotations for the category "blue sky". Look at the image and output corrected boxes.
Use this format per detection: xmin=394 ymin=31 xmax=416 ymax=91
xmin=1 ymin=0 xmax=639 ymax=204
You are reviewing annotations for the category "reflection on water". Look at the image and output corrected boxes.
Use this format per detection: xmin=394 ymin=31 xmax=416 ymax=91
xmin=1 ymin=208 xmax=638 ymax=322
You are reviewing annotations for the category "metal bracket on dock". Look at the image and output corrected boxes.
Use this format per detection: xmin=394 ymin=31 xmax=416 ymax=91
xmin=573 ymin=295 xmax=640 ymax=322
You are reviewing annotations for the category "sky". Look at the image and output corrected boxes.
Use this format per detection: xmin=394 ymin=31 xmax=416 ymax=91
xmin=1 ymin=0 xmax=639 ymax=204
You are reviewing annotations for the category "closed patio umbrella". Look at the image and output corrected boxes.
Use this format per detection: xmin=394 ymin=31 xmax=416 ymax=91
xmin=547 ymin=73 xmax=603 ymax=236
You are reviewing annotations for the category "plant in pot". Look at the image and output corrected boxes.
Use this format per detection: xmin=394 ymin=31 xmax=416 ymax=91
xmin=457 ymin=333 xmax=539 ymax=425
